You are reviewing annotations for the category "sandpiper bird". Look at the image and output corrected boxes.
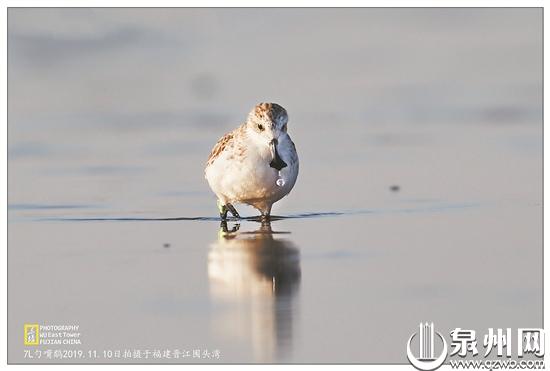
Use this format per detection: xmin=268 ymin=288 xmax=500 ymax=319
xmin=205 ymin=103 xmax=299 ymax=220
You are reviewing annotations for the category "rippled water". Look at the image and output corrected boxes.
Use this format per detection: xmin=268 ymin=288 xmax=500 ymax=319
xmin=8 ymin=8 xmax=542 ymax=363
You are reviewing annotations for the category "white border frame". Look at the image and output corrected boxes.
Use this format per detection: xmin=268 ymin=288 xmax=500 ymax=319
xmin=1 ymin=2 xmax=545 ymax=371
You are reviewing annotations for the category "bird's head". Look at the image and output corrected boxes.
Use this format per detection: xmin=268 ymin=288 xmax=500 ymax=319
xmin=246 ymin=102 xmax=289 ymax=170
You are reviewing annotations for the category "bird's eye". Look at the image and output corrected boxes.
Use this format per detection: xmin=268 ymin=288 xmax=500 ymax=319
xmin=257 ymin=124 xmax=264 ymax=131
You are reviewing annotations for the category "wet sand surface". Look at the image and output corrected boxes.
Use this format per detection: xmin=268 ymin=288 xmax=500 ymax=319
xmin=8 ymin=8 xmax=542 ymax=363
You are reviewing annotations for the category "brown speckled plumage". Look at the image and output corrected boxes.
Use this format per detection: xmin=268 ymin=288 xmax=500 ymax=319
xmin=206 ymin=124 xmax=248 ymax=166
xmin=253 ymin=103 xmax=287 ymax=123
xmin=206 ymin=132 xmax=234 ymax=166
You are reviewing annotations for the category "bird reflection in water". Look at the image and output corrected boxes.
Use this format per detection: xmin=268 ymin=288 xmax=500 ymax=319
xmin=208 ymin=221 xmax=301 ymax=362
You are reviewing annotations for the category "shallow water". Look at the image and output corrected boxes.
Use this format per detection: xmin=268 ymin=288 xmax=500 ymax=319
xmin=8 ymin=8 xmax=542 ymax=363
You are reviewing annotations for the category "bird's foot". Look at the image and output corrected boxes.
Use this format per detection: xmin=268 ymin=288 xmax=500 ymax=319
xmin=226 ymin=203 xmax=240 ymax=219
xmin=217 ymin=200 xmax=240 ymax=220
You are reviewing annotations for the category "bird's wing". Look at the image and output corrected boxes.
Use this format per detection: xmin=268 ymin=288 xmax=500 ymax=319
xmin=206 ymin=131 xmax=234 ymax=166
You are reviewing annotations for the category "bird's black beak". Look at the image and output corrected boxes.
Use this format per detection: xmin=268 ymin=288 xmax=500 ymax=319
xmin=269 ymin=139 xmax=287 ymax=171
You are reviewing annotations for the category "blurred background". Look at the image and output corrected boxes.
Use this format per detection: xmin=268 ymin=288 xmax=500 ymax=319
xmin=8 ymin=8 xmax=542 ymax=216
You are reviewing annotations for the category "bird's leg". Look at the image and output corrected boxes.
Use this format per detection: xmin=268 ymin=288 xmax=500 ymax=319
xmin=260 ymin=205 xmax=272 ymax=223
xmin=226 ymin=203 xmax=240 ymax=219
xmin=217 ymin=199 xmax=228 ymax=220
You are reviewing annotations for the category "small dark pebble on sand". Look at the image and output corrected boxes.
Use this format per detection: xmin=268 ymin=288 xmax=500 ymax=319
xmin=389 ymin=185 xmax=400 ymax=192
